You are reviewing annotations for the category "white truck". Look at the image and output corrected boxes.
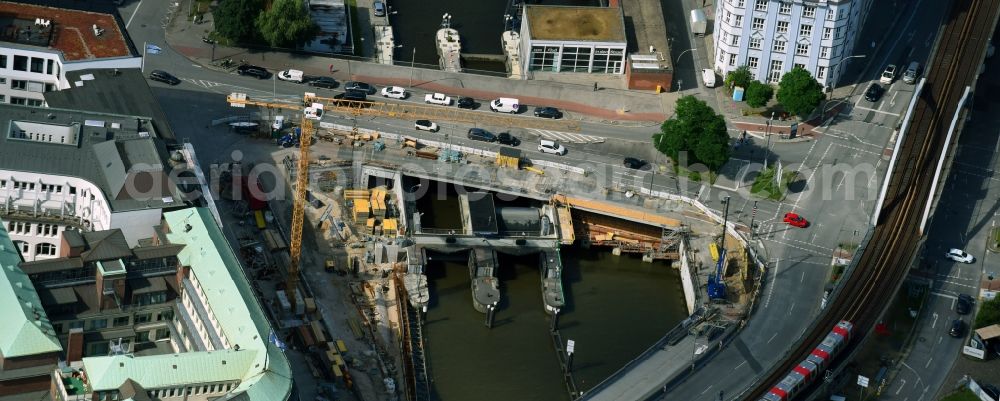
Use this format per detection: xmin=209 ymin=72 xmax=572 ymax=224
xmin=277 ymin=69 xmax=304 ymax=83
xmin=690 ymin=10 xmax=707 ymax=36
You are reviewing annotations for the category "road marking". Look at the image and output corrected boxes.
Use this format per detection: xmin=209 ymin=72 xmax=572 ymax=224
xmin=801 ymin=270 xmax=805 ymax=283
xmin=924 ymin=357 xmax=933 ymax=369
xmin=788 ymin=302 xmax=795 ymax=315
xmin=896 ymin=379 xmax=907 ymax=395
xmin=765 ymin=260 xmax=779 ymax=308
xmin=700 ymin=384 xmax=714 ymax=395
xmin=734 ymin=361 xmax=746 ymax=370
xmin=766 ymin=332 xmax=778 ymax=344
xmin=126 ymin=0 xmax=144 ymax=28
xmin=853 ymin=105 xmax=902 ymax=116
xmin=526 ymin=129 xmax=605 ymax=144
xmin=931 ymin=291 xmax=957 ymax=299
xmin=931 ymin=312 xmax=938 ymax=329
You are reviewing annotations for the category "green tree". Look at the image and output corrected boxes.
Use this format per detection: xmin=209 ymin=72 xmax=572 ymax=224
xmin=654 ymin=96 xmax=731 ymax=172
xmin=776 ymin=67 xmax=825 ymax=117
xmin=975 ymin=296 xmax=1000 ymax=329
xmin=213 ymin=0 xmax=263 ymax=43
xmin=744 ymin=81 xmax=774 ymax=108
xmin=723 ymin=65 xmax=753 ymax=93
xmin=256 ymin=0 xmax=319 ymax=48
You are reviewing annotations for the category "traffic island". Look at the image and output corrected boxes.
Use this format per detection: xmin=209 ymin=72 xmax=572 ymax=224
xmin=988 ymin=227 xmax=1000 ymax=253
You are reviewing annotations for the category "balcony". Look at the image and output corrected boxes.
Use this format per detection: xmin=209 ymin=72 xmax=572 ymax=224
xmin=52 ymin=369 xmax=92 ymax=401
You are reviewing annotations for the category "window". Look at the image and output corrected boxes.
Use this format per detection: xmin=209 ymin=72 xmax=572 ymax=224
xmin=835 ymin=26 xmax=843 ymax=38
xmin=35 ymin=243 xmax=56 ymax=256
xmin=69 ymin=321 xmax=84 ymax=330
xmin=53 ymin=323 xmax=63 ymax=333
xmin=11 ymin=80 xmax=26 ymax=90
xmin=800 ymin=24 xmax=812 ymax=37
xmin=156 ymin=328 xmax=170 ymax=340
xmin=826 ymin=9 xmax=835 ymax=21
xmin=776 ymin=21 xmax=789 ymax=34
xmin=135 ymin=313 xmax=152 ymax=324
xmin=718 ymin=51 xmax=726 ymax=64
xmin=46 ymin=59 xmax=54 ymax=75
xmin=795 ymin=43 xmax=809 ymax=56
xmin=0 ymin=55 xmax=6 ymax=68
xmin=13 ymin=241 xmax=28 ymax=254
xmin=794 ymin=63 xmax=805 ymax=70
xmin=158 ymin=309 xmax=174 ymax=321
xmin=823 ymin=27 xmax=832 ymax=40
xmin=29 ymin=57 xmax=44 ymax=73
xmin=13 ymin=55 xmax=27 ymax=71
xmin=802 ymin=6 xmax=816 ymax=18
xmin=734 ymin=15 xmax=743 ymax=27
xmin=137 ymin=331 xmax=150 ymax=342
xmin=820 ymin=46 xmax=831 ymax=58
xmin=11 ymin=97 xmax=26 ymax=105
xmin=752 ymin=17 xmax=764 ymax=30
xmin=69 ymin=186 xmax=76 ymax=195
xmin=113 ymin=316 xmax=130 ymax=327
xmin=749 ymin=37 xmax=762 ymax=49
xmin=817 ymin=66 xmax=827 ymax=79
xmin=721 ymin=31 xmax=729 ymax=44
xmin=769 ymin=60 xmax=784 ymax=83
xmin=730 ymin=34 xmax=740 ymax=46
xmin=0 ymin=78 xmax=5 ymax=85
xmin=735 ymin=0 xmax=745 ymax=7
xmin=755 ymin=0 xmax=767 ymax=11
xmin=779 ymin=2 xmax=792 ymax=14
xmin=26 ymin=99 xmax=43 ymax=107
xmin=773 ymin=40 xmax=786 ymax=53
xmin=729 ymin=53 xmax=738 ymax=66
xmin=747 ymin=56 xmax=759 ymax=70
xmin=90 ymin=319 xmax=108 ymax=330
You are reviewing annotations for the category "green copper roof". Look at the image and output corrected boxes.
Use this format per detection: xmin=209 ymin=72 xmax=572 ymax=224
xmin=84 ymin=208 xmax=291 ymax=400
xmin=0 ymin=218 xmax=62 ymax=358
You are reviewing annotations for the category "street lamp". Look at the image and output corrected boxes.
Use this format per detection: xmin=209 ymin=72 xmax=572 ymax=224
xmin=829 ymin=54 xmax=867 ymax=89
xmin=409 ymin=48 xmax=417 ymax=88
xmin=675 ymin=48 xmax=697 ymax=65
xmin=764 ymin=112 xmax=774 ymax=169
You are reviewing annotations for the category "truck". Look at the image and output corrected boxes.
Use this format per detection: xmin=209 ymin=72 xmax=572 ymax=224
xmin=690 ymin=9 xmax=707 ymax=36
xmin=702 ymin=69 xmax=717 ymax=88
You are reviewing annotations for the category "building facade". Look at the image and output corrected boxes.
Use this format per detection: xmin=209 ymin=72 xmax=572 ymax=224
xmin=519 ymin=5 xmax=628 ymax=75
xmin=712 ymin=0 xmax=873 ymax=88
xmin=0 ymin=1 xmax=140 ymax=107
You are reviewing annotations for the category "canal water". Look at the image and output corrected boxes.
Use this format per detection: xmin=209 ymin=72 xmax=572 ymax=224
xmin=422 ymin=248 xmax=686 ymax=400
xmin=387 ymin=0 xmax=603 ymax=73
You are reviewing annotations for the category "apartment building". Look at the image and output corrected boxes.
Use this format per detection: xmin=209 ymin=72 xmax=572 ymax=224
xmin=0 ymin=0 xmax=140 ymax=107
xmin=0 ymin=208 xmax=294 ymax=400
xmin=712 ymin=0 xmax=874 ymax=87
xmin=0 ymin=103 xmax=183 ymax=261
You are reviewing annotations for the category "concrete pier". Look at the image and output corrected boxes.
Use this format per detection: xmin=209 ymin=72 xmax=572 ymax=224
xmin=436 ymin=28 xmax=462 ymax=73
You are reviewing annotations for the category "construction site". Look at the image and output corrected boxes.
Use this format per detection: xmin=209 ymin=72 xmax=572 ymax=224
xmin=212 ymin=92 xmax=762 ymax=401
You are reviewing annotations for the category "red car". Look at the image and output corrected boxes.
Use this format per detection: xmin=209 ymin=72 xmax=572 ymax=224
xmin=783 ymin=212 xmax=809 ymax=228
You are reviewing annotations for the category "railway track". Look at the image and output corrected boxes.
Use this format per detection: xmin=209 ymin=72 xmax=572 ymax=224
xmin=742 ymin=0 xmax=1000 ymax=399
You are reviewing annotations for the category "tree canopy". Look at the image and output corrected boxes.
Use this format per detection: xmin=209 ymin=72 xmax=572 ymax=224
xmin=745 ymin=81 xmax=774 ymax=108
xmin=213 ymin=0 xmax=263 ymax=43
xmin=976 ymin=296 xmax=1000 ymax=329
xmin=776 ymin=67 xmax=825 ymax=117
xmin=654 ymin=96 xmax=731 ymax=172
xmin=724 ymin=65 xmax=753 ymax=93
xmin=256 ymin=0 xmax=318 ymax=48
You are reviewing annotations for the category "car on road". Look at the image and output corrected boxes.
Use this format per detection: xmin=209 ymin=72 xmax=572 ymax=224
xmin=277 ymin=69 xmax=304 ymax=83
xmin=373 ymin=1 xmax=386 ymax=16
xmin=864 ymin=83 xmax=884 ymax=102
xmin=783 ymin=212 xmax=809 ymax=228
xmin=879 ymin=64 xmax=897 ymax=84
xmin=467 ymin=128 xmax=496 ymax=142
xmin=457 ymin=97 xmax=477 ymax=109
xmin=344 ymin=81 xmax=377 ymax=94
xmin=148 ymin=70 xmax=180 ymax=85
xmin=425 ymin=93 xmax=452 ymax=106
xmin=950 ymin=319 xmax=965 ymax=338
xmin=236 ymin=64 xmax=270 ymax=79
xmin=497 ymin=132 xmax=520 ymax=146
xmin=903 ymin=61 xmax=921 ymax=84
xmin=623 ymin=157 xmax=646 ymax=169
xmin=534 ymin=106 xmax=563 ymax=119
xmin=381 ymin=86 xmax=407 ymax=99
xmin=956 ymin=294 xmax=974 ymax=314
xmin=334 ymin=90 xmax=368 ymax=104
xmin=308 ymin=77 xmax=338 ymax=89
xmin=945 ymin=248 xmax=975 ymax=263
xmin=414 ymin=119 xmax=439 ymax=132
xmin=537 ymin=139 xmax=566 ymax=155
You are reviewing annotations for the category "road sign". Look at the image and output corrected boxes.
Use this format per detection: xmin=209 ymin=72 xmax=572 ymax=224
xmin=857 ymin=375 xmax=870 ymax=388
xmin=567 ymin=340 xmax=576 ymax=355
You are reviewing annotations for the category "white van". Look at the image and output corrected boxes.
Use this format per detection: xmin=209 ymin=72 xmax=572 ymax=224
xmin=489 ymin=97 xmax=520 ymax=113
xmin=702 ymin=69 xmax=717 ymax=88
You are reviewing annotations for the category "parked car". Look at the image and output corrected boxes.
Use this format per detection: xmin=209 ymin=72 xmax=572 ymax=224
xmin=373 ymin=1 xmax=386 ymax=16
xmin=945 ymin=248 xmax=975 ymax=263
xmin=783 ymin=212 xmax=809 ymax=228
xmin=490 ymin=97 xmax=520 ymax=113
xmin=344 ymin=81 xmax=377 ymax=94
xmin=381 ymin=86 xmax=407 ymax=99
xmin=864 ymin=83 xmax=884 ymax=102
xmin=308 ymin=77 xmax=338 ymax=89
xmin=537 ymin=139 xmax=566 ymax=155
xmin=277 ymin=69 xmax=304 ymax=83
xmin=949 ymin=319 xmax=965 ymax=338
xmin=534 ymin=106 xmax=563 ymax=119
xmin=457 ymin=97 xmax=477 ymax=109
xmin=956 ymin=294 xmax=974 ymax=315
xmin=148 ymin=70 xmax=180 ymax=85
xmin=414 ymin=119 xmax=439 ymax=132
xmin=467 ymin=128 xmax=496 ymax=142
xmin=623 ymin=157 xmax=646 ymax=169
xmin=902 ymin=61 xmax=921 ymax=84
xmin=497 ymin=132 xmax=520 ymax=146
xmin=879 ymin=64 xmax=897 ymax=84
xmin=335 ymin=90 xmax=368 ymax=103
xmin=425 ymin=92 xmax=452 ymax=106
xmin=236 ymin=64 xmax=270 ymax=79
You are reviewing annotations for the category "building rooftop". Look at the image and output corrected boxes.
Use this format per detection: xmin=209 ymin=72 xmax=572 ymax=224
xmin=0 ymin=103 xmax=182 ymax=212
xmin=525 ymin=5 xmax=626 ymax=42
xmin=0 ymin=0 xmax=134 ymax=61
xmin=45 ymin=69 xmax=178 ymax=142
xmin=0 ymin=217 xmax=62 ymax=358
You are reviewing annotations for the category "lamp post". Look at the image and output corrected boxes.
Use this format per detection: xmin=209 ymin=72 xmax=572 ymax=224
xmin=409 ymin=48 xmax=417 ymax=88
xmin=764 ymin=112 xmax=774 ymax=169
xmin=823 ymin=54 xmax=868 ymax=125
xmin=829 ymin=54 xmax=868 ymax=90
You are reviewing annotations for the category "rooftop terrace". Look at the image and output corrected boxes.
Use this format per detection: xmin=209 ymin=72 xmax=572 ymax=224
xmin=0 ymin=1 xmax=131 ymax=61
xmin=525 ymin=5 xmax=626 ymax=43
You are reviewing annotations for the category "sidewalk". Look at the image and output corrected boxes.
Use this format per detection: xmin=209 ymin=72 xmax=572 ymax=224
xmin=163 ymin=9 xmax=671 ymax=124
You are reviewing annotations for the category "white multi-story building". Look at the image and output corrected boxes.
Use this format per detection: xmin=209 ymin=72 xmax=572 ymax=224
xmin=0 ymin=102 xmax=183 ymax=261
xmin=0 ymin=1 xmax=140 ymax=107
xmin=712 ymin=0 xmax=874 ymax=88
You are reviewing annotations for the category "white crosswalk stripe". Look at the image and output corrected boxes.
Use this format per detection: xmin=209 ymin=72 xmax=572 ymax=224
xmin=527 ymin=129 xmax=605 ymax=144
xmin=182 ymin=78 xmax=224 ymax=89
